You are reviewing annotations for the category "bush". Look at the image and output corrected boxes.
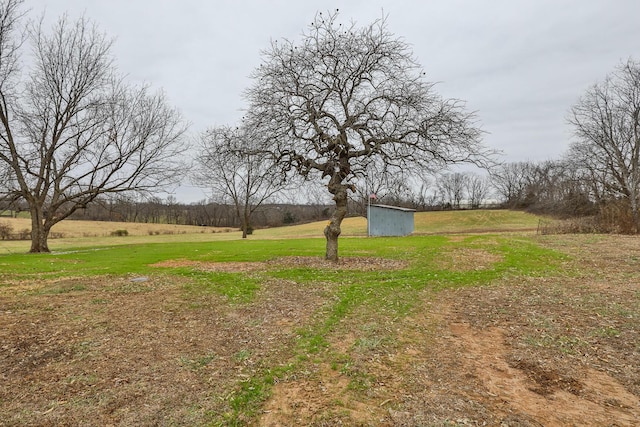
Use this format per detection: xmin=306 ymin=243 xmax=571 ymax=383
xmin=18 ymin=229 xmax=31 ymax=240
xmin=537 ymin=217 xmax=599 ymax=235
xmin=595 ymin=200 xmax=637 ymax=234
xmin=110 ymin=229 xmax=129 ymax=237
xmin=538 ymin=199 xmax=640 ymax=235
xmin=0 ymin=222 xmax=12 ymax=240
xmin=283 ymin=211 xmax=296 ymax=224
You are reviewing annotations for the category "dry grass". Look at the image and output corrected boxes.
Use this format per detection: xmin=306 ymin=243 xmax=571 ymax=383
xmin=0 ymin=217 xmax=232 ymax=238
xmin=0 ymin=218 xmax=240 ymax=253
xmin=259 ymin=235 xmax=640 ymax=426
xmin=0 ymin=273 xmax=326 ymax=426
xmin=413 ymin=209 xmax=540 ymax=233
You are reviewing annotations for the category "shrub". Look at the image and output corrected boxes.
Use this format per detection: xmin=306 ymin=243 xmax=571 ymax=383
xmin=18 ymin=229 xmax=31 ymax=240
xmin=0 ymin=222 xmax=12 ymax=240
xmin=110 ymin=229 xmax=129 ymax=237
xmin=538 ymin=199 xmax=640 ymax=235
xmin=283 ymin=211 xmax=296 ymax=224
xmin=595 ymin=200 xmax=637 ymax=233
xmin=537 ymin=217 xmax=599 ymax=235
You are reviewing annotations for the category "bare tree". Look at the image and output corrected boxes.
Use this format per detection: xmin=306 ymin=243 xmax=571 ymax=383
xmin=437 ymin=172 xmax=468 ymax=209
xmin=568 ymin=58 xmax=640 ymax=231
xmin=466 ymin=173 xmax=490 ymax=209
xmin=245 ymin=11 xmax=493 ymax=261
xmin=0 ymin=2 xmax=187 ymax=252
xmin=489 ymin=159 xmax=595 ymax=216
xmin=413 ymin=180 xmax=438 ymax=211
xmin=194 ymin=124 xmax=292 ymax=238
xmin=490 ymin=162 xmax=537 ymax=208
xmin=349 ymin=160 xmax=415 ymax=215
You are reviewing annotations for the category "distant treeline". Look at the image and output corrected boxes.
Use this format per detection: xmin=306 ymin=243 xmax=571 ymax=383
xmin=2 ymin=158 xmax=633 ymax=233
xmin=60 ymin=199 xmax=331 ymax=228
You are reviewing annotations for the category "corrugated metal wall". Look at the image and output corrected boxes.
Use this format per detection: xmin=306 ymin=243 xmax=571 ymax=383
xmin=367 ymin=204 xmax=415 ymax=236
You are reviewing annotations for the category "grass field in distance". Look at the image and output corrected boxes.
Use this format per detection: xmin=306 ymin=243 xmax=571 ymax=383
xmin=0 ymin=210 xmax=540 ymax=254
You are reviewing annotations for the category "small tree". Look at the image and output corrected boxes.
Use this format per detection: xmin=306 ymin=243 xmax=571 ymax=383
xmin=0 ymin=1 xmax=187 ymax=252
xmin=466 ymin=173 xmax=490 ymax=209
xmin=246 ymin=11 xmax=493 ymax=260
xmin=568 ymin=58 xmax=640 ymax=231
xmin=490 ymin=162 xmax=536 ymax=208
xmin=437 ymin=173 xmax=468 ymax=209
xmin=194 ymin=124 xmax=292 ymax=238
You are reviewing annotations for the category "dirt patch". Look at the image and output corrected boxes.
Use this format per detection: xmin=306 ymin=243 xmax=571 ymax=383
xmin=151 ymin=259 xmax=266 ymax=272
xmin=261 ymin=364 xmax=370 ymax=426
xmin=432 ymin=247 xmax=503 ymax=271
xmin=272 ymin=256 xmax=408 ymax=271
xmin=421 ymin=234 xmax=640 ymax=426
xmin=445 ymin=322 xmax=639 ymax=426
xmin=151 ymin=256 xmax=408 ymax=272
xmin=0 ymin=274 xmax=325 ymax=426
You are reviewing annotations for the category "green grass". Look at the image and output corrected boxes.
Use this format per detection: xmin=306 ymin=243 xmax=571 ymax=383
xmin=1 ymin=232 xmax=566 ymax=317
xmin=0 ymin=239 xmax=327 ymax=280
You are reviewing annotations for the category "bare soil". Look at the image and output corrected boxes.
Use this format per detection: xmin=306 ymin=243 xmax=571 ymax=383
xmin=2 ymin=235 xmax=640 ymax=426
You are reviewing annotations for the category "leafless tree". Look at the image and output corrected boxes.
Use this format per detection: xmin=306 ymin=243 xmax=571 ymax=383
xmin=490 ymin=162 xmax=536 ymax=208
xmin=568 ymin=58 xmax=640 ymax=231
xmin=466 ymin=173 xmax=490 ymax=209
xmin=0 ymin=1 xmax=188 ymax=252
xmin=194 ymin=124 xmax=293 ymax=238
xmin=245 ymin=11 xmax=494 ymax=260
xmin=437 ymin=172 xmax=468 ymax=209
xmin=413 ymin=180 xmax=438 ymax=211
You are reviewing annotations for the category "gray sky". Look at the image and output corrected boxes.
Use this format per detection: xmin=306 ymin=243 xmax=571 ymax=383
xmin=30 ymin=0 xmax=640 ymax=202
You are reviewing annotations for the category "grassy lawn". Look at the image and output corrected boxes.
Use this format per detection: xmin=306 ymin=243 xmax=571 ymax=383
xmin=1 ymin=210 xmax=638 ymax=426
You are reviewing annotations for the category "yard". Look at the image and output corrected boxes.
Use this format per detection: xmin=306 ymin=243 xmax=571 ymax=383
xmin=1 ymin=211 xmax=638 ymax=426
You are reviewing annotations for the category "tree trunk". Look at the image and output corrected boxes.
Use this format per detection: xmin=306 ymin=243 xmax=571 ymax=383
xmin=29 ymin=207 xmax=50 ymax=253
xmin=240 ymin=205 xmax=250 ymax=239
xmin=324 ymin=184 xmax=348 ymax=262
xmin=630 ymin=194 xmax=640 ymax=234
xmin=241 ymin=217 xmax=249 ymax=238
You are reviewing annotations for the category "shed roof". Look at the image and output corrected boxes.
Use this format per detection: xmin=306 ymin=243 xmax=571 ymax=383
xmin=370 ymin=204 xmax=416 ymax=212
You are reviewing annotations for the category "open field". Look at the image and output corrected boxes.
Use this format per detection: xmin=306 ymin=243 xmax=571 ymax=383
xmin=1 ymin=210 xmax=639 ymax=426
xmin=0 ymin=210 xmax=540 ymax=254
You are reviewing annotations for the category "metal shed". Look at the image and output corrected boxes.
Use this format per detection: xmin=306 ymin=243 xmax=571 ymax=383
xmin=367 ymin=204 xmax=416 ymax=237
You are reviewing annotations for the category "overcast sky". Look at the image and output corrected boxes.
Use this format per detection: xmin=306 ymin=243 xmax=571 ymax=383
xmin=29 ymin=0 xmax=640 ymax=202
